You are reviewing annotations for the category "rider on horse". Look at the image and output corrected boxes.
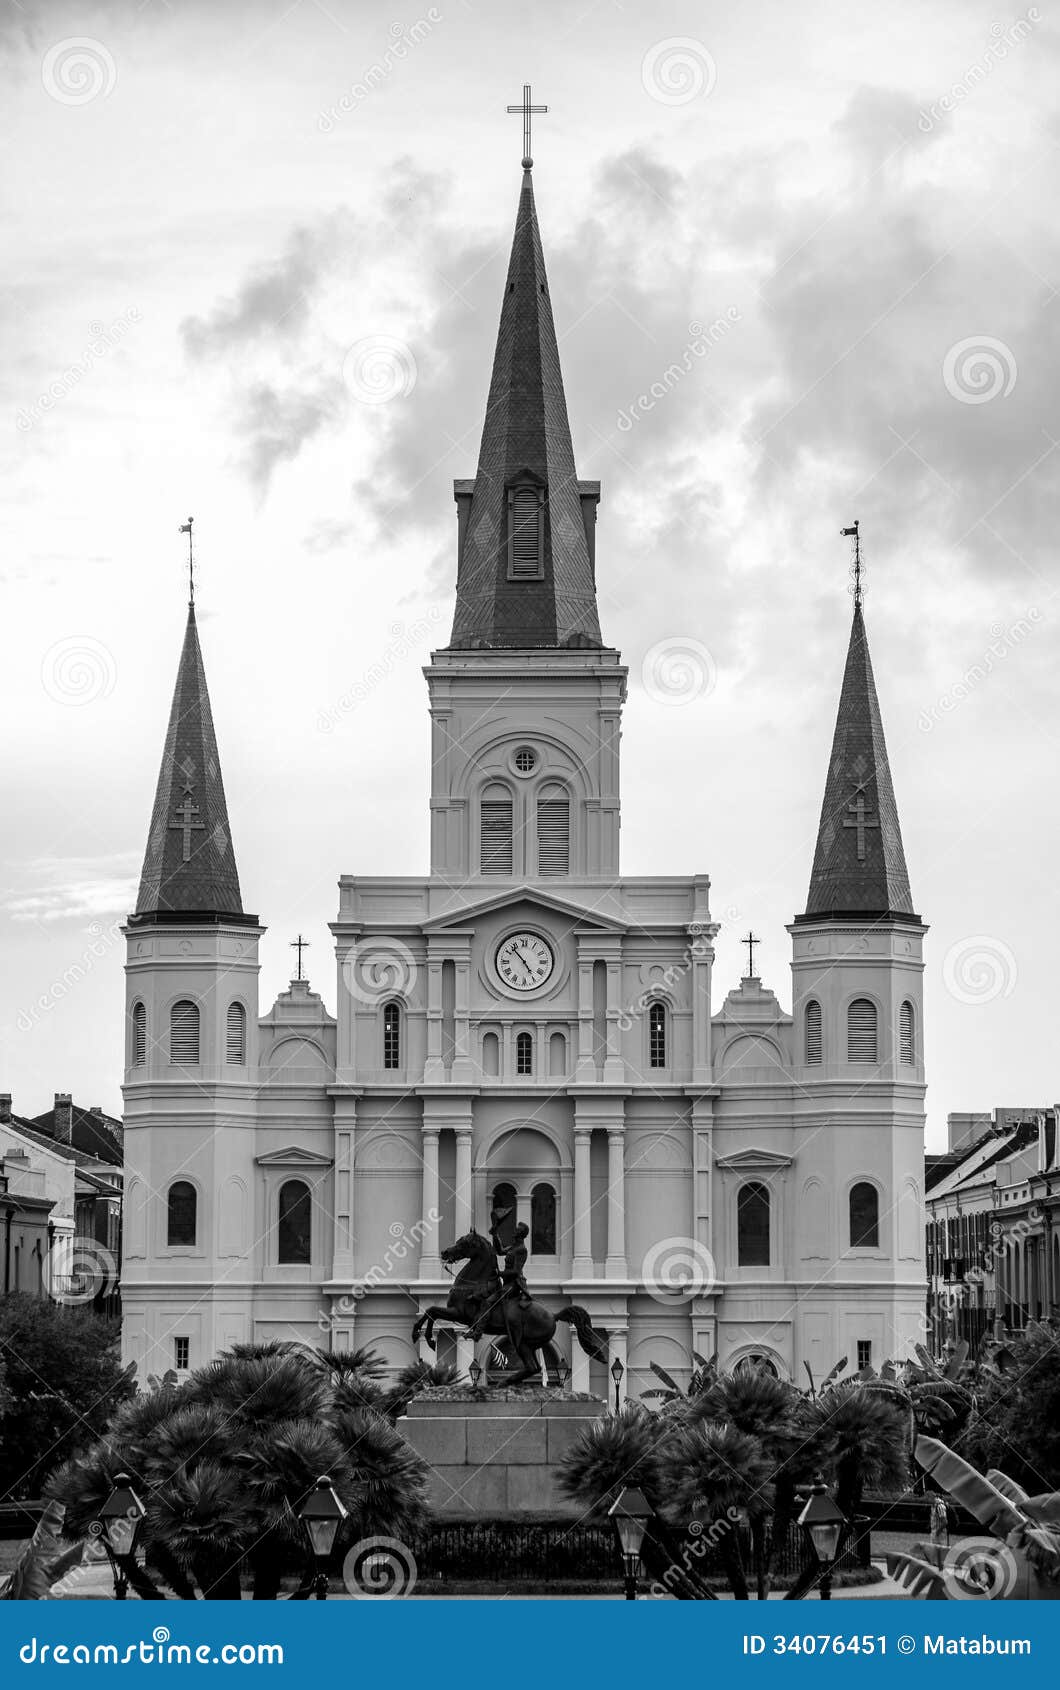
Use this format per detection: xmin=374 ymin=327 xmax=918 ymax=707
xmin=465 ymin=1207 xmax=530 ymax=1343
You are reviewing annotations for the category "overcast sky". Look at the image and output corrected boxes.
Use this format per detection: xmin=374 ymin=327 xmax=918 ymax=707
xmin=3 ymin=0 xmax=1057 ymax=1143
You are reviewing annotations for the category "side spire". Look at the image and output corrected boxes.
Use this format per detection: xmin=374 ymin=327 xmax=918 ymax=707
xmin=447 ymin=162 xmax=603 ymax=650
xmin=132 ymin=590 xmax=248 ymax=925
xmin=798 ymin=550 xmax=917 ymax=924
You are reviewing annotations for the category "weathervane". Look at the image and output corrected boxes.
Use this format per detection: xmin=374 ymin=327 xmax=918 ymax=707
xmin=742 ymin=931 xmax=760 ymax=979
xmin=841 ymin=519 xmax=862 ymax=609
xmin=179 ymin=517 xmax=195 ymax=606
xmin=506 ymin=83 xmax=548 ymax=169
xmin=290 ymin=934 xmax=310 ymax=982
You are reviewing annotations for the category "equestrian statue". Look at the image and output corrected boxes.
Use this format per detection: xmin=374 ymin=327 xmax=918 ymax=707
xmin=411 ymin=1206 xmax=608 ymax=1386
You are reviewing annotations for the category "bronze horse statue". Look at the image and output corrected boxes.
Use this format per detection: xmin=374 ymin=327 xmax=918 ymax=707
xmin=411 ymin=1229 xmax=609 ymax=1386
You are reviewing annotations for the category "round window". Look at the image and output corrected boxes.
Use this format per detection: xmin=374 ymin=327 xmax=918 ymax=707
xmin=512 ymin=746 xmax=537 ymax=775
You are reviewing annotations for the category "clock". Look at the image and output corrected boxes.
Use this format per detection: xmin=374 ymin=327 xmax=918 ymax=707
xmin=495 ymin=931 xmax=555 ymax=993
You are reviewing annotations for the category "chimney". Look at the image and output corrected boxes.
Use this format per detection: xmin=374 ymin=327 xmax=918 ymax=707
xmin=90 ymin=1106 xmax=104 ymax=1119
xmin=0 ymin=1093 xmax=12 ymax=1123
xmin=54 ymin=1092 xmax=74 ymax=1145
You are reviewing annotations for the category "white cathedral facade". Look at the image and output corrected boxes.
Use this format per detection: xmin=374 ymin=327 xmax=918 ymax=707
xmin=120 ymin=163 xmax=927 ymax=1400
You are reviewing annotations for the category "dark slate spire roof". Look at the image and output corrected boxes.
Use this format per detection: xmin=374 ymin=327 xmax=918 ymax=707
xmin=447 ymin=167 xmax=603 ymax=650
xmin=132 ymin=604 xmax=249 ymax=924
xmin=798 ymin=604 xmax=918 ymax=923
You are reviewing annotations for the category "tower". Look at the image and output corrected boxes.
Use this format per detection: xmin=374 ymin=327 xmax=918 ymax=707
xmin=120 ymin=601 xmax=263 ymax=1374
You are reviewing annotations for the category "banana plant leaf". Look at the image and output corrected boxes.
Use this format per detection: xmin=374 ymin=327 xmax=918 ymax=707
xmin=914 ymin=1437 xmax=1023 ymax=1534
xmin=0 ymin=1502 xmax=82 ymax=1600
xmin=885 ymin=1549 xmax=948 ymax=1599
xmin=986 ymin=1469 xmax=1030 ymax=1506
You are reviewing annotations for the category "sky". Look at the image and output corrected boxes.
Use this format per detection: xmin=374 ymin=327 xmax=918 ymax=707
xmin=2 ymin=0 xmax=1058 ymax=1143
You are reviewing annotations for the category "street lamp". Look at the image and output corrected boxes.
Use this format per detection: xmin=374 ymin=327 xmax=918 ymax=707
xmin=96 ymin=1473 xmax=146 ymax=1601
xmin=297 ymin=1475 xmax=348 ymax=1600
xmin=608 ymin=1485 xmax=654 ymax=1600
xmin=468 ymin=1357 xmax=483 ymax=1389
xmin=555 ymin=1354 xmax=570 ymax=1388
xmin=796 ymin=1476 xmax=847 ymax=1600
xmin=610 ymin=1354 xmax=624 ymax=1413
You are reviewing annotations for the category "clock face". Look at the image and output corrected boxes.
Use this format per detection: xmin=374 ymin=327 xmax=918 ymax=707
xmin=495 ymin=931 xmax=555 ymax=993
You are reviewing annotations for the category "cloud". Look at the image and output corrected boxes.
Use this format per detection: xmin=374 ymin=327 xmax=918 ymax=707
xmin=3 ymin=854 xmax=140 ymax=923
xmin=181 ymin=220 xmax=343 ymax=359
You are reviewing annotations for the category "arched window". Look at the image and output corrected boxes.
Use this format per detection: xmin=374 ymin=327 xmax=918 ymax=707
xmin=507 ymin=483 xmax=544 ymax=580
xmin=516 ymin=1031 xmax=533 ymax=1075
xmin=737 ymin=1181 xmax=771 ymax=1267
xmin=226 ymin=1001 xmax=246 ymax=1065
xmin=482 ymin=1030 xmax=500 ymax=1077
xmin=383 ymin=1001 xmax=401 ymax=1070
xmin=490 ymin=1183 xmax=518 ymax=1250
xmin=536 ymin=784 xmax=569 ymax=876
xmin=734 ymin=1352 xmax=779 ymax=1379
xmin=531 ymin=1183 xmax=557 ymax=1255
xmin=170 ymin=1000 xmax=200 ymax=1065
xmin=805 ymin=1000 xmax=822 ymax=1064
xmin=167 ymin=1180 xmax=197 ymax=1247
xmin=480 ymin=783 xmax=514 ymax=875
xmin=278 ymin=1180 xmax=311 ymax=1265
xmin=131 ymin=1002 xmax=147 ymax=1067
xmin=548 ymin=1030 xmax=567 ymax=1077
xmin=847 ymin=998 xmax=878 ymax=1064
xmin=899 ymin=1000 xmax=915 ymax=1065
xmin=648 ymin=1001 xmax=667 ymax=1068
xmin=850 ymin=1182 xmax=880 ymax=1248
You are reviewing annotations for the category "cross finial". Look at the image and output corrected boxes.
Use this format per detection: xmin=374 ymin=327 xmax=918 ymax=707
xmin=742 ymin=931 xmax=760 ymax=978
xmin=506 ymin=83 xmax=548 ymax=169
xmin=841 ymin=519 xmax=862 ymax=609
xmin=179 ymin=517 xmax=195 ymax=606
xmin=290 ymin=934 xmax=310 ymax=982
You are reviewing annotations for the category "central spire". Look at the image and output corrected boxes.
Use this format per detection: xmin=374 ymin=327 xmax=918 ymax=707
xmin=447 ymin=168 xmax=603 ymax=651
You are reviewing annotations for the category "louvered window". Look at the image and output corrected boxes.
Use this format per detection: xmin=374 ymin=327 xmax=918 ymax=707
xmin=805 ymin=1000 xmax=822 ymax=1064
xmin=480 ymin=784 xmax=514 ymax=875
xmin=132 ymin=1002 xmax=147 ymax=1067
xmin=170 ymin=1000 xmax=200 ymax=1065
xmin=508 ymin=484 xmax=543 ymax=579
xmin=649 ymin=1001 xmax=667 ymax=1068
xmin=516 ymin=1031 xmax=533 ymax=1075
xmin=847 ymin=998 xmax=878 ymax=1064
xmin=899 ymin=1000 xmax=915 ymax=1065
xmin=536 ymin=785 xmax=569 ymax=876
xmin=226 ymin=1001 xmax=246 ymax=1064
xmin=383 ymin=1001 xmax=401 ymax=1070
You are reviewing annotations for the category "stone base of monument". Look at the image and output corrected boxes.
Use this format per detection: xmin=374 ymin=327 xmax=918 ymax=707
xmin=399 ymin=1385 xmax=604 ymax=1518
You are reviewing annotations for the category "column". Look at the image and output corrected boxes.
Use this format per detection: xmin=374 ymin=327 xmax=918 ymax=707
xmin=330 ymin=1095 xmax=358 ymax=1282
xmin=453 ymin=1125 xmax=474 ymax=1376
xmin=419 ymin=1128 xmax=441 ymax=1276
xmin=423 ymin=956 xmax=443 ymax=1082
xmin=572 ymin=1128 xmax=593 ymax=1277
xmin=605 ymin=1128 xmax=627 ymax=1279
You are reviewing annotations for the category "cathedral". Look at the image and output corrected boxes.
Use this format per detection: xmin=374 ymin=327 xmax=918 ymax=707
xmin=120 ymin=159 xmax=927 ymax=1400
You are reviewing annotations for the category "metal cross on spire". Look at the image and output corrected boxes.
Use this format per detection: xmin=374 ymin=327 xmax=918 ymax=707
xmin=506 ymin=83 xmax=548 ymax=169
xmin=742 ymin=931 xmax=760 ymax=978
xmin=290 ymin=934 xmax=310 ymax=982
xmin=841 ymin=519 xmax=862 ymax=609
xmin=179 ymin=517 xmax=195 ymax=606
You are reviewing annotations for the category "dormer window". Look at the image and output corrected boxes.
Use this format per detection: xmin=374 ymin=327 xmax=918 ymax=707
xmin=507 ymin=483 xmax=544 ymax=580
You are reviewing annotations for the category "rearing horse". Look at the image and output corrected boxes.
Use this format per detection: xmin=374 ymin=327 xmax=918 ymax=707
xmin=411 ymin=1230 xmax=609 ymax=1385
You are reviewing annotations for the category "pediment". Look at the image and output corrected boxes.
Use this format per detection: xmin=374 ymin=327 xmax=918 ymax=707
xmin=423 ymin=885 xmax=625 ymax=934
xmin=254 ymin=1145 xmax=334 ymax=1168
xmin=715 ymin=1148 xmax=793 ymax=1172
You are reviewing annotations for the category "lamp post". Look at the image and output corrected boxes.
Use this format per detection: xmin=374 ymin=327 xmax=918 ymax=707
xmin=608 ymin=1486 xmax=653 ymax=1600
xmin=468 ymin=1357 xmax=483 ymax=1389
xmin=610 ymin=1354 xmax=624 ymax=1413
xmin=796 ymin=1476 xmax=847 ymax=1600
xmin=556 ymin=1354 xmax=570 ymax=1389
xmin=297 ymin=1475 xmax=348 ymax=1600
xmin=96 ymin=1473 xmax=147 ymax=1601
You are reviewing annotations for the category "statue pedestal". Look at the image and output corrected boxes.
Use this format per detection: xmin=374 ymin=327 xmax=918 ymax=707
xmin=399 ymin=1386 xmax=604 ymax=1518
